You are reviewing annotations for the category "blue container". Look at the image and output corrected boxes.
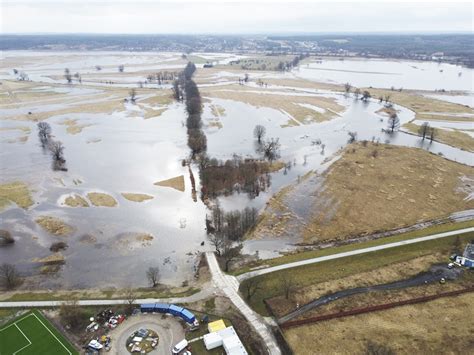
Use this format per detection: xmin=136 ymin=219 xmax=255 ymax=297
xmin=180 ymin=309 xmax=196 ymax=324
xmin=140 ymin=303 xmax=156 ymax=313
xmin=154 ymin=303 xmax=170 ymax=313
xmin=169 ymin=304 xmax=184 ymax=316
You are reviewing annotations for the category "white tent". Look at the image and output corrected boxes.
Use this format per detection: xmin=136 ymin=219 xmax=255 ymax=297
xmin=203 ymin=332 xmax=223 ymax=350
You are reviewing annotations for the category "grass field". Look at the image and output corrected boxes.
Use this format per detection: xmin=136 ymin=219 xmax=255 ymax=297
xmin=239 ymin=230 xmax=474 ymax=316
xmin=0 ymin=310 xmax=77 ymax=355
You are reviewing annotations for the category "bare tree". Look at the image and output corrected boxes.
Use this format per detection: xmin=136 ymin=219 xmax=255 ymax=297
xmin=282 ymin=275 xmax=295 ymax=300
xmin=354 ymin=88 xmax=361 ymax=99
xmin=37 ymin=122 xmax=51 ymax=145
xmin=348 ymin=131 xmax=357 ymax=143
xmin=240 ymin=278 xmax=261 ymax=300
xmin=118 ymin=64 xmax=125 ymax=72
xmin=344 ymin=82 xmax=352 ymax=94
xmin=387 ymin=113 xmax=400 ymax=133
xmin=253 ymin=125 xmax=266 ymax=143
xmin=124 ymin=287 xmax=137 ymax=315
xmin=64 ymin=68 xmax=72 ymax=84
xmin=418 ymin=122 xmax=430 ymax=140
xmin=209 ymin=233 xmax=224 ymax=256
xmin=129 ymin=89 xmax=137 ymax=103
xmin=429 ymin=127 xmax=436 ymax=143
xmin=361 ymin=90 xmax=371 ymax=101
xmin=222 ymin=238 xmax=243 ymax=272
xmin=0 ymin=263 xmax=21 ymax=289
xmin=59 ymin=299 xmax=83 ymax=330
xmin=261 ymin=138 xmax=281 ymax=163
xmin=146 ymin=266 xmax=160 ymax=288
xmin=49 ymin=140 xmax=65 ymax=162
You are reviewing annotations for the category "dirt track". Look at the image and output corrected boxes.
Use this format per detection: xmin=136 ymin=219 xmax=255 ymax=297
xmin=278 ymin=264 xmax=463 ymax=323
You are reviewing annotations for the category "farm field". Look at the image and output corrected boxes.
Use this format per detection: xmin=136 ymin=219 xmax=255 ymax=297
xmin=0 ymin=310 xmax=77 ymax=355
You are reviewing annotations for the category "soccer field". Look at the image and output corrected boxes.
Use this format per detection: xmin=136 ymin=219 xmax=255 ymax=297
xmin=0 ymin=310 xmax=78 ymax=355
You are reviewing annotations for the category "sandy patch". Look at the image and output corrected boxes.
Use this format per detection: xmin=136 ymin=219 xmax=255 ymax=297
xmin=32 ymin=252 xmax=65 ymax=265
xmin=154 ymin=175 xmax=185 ymax=192
xmin=121 ymin=193 xmax=154 ymax=202
xmin=61 ymin=194 xmax=89 ymax=207
xmin=58 ymin=118 xmax=93 ymax=135
xmin=87 ymin=192 xmax=118 ymax=207
xmin=115 ymin=233 xmax=154 ymax=254
xmin=35 ymin=216 xmax=74 ymax=236
xmin=0 ymin=181 xmax=34 ymax=211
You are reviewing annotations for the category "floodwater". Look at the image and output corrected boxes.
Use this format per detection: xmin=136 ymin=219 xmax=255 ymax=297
xmin=0 ymin=51 xmax=473 ymax=289
xmin=295 ymin=58 xmax=474 ymax=93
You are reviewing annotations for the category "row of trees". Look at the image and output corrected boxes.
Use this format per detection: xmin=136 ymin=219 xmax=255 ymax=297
xmin=276 ymin=53 xmax=310 ymax=71
xmin=146 ymin=71 xmax=179 ymax=85
xmin=37 ymin=122 xmax=67 ymax=171
xmin=173 ymin=62 xmax=208 ymax=157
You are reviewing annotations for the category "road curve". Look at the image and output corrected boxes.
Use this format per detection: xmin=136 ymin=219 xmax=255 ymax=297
xmin=237 ymin=227 xmax=474 ymax=282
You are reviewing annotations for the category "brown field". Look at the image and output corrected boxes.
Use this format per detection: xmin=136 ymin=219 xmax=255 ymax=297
xmin=58 ymin=118 xmax=93 ymax=134
xmin=403 ymin=122 xmax=474 ymax=152
xmin=0 ymin=181 xmax=34 ymax=210
xmin=284 ymin=292 xmax=474 ymax=355
xmin=154 ymin=175 xmax=185 ymax=192
xmin=121 ymin=193 xmax=154 ymax=202
xmin=268 ymin=254 xmax=474 ymax=320
xmin=87 ymin=192 xmax=118 ymax=207
xmin=365 ymin=87 xmax=474 ymax=121
xmin=201 ymin=85 xmax=344 ymax=124
xmin=304 ymin=143 xmax=474 ymax=241
xmin=63 ymin=194 xmax=89 ymax=207
xmin=35 ymin=216 xmax=73 ymax=236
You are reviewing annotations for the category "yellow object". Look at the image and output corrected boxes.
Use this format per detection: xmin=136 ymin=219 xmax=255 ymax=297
xmin=208 ymin=319 xmax=226 ymax=333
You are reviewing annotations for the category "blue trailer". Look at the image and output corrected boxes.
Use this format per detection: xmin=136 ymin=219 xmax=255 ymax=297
xmin=154 ymin=303 xmax=170 ymax=314
xmin=140 ymin=303 xmax=156 ymax=313
xmin=180 ymin=309 xmax=196 ymax=324
xmin=169 ymin=304 xmax=184 ymax=316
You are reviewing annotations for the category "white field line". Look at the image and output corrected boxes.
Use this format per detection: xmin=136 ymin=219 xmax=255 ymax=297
xmin=31 ymin=313 xmax=72 ymax=355
xmin=0 ymin=313 xmax=34 ymax=355
xmin=12 ymin=324 xmax=32 ymax=355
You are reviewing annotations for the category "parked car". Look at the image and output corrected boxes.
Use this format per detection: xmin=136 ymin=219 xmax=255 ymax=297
xmin=172 ymin=339 xmax=188 ymax=354
xmin=448 ymin=263 xmax=454 ymax=269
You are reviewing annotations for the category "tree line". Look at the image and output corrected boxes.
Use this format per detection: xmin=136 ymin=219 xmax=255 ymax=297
xmin=37 ymin=122 xmax=67 ymax=171
xmin=173 ymin=62 xmax=208 ymax=157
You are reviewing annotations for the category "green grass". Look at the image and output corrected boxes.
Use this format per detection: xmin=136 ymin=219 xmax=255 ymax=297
xmin=4 ymin=286 xmax=200 ymax=302
xmin=233 ymin=220 xmax=474 ymax=275
xmin=240 ymin=231 xmax=474 ymax=316
xmin=0 ymin=310 xmax=77 ymax=355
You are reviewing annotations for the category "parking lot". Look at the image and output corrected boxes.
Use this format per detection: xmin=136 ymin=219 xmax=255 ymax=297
xmin=107 ymin=313 xmax=185 ymax=355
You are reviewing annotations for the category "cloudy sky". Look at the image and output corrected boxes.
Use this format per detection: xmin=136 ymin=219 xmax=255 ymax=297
xmin=1 ymin=0 xmax=473 ymax=34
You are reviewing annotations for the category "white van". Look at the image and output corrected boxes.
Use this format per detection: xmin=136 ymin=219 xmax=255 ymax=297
xmin=172 ymin=339 xmax=188 ymax=354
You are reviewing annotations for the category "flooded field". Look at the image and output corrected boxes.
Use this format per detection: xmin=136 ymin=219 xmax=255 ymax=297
xmin=1 ymin=51 xmax=473 ymax=289
xmin=296 ymin=58 xmax=474 ymax=93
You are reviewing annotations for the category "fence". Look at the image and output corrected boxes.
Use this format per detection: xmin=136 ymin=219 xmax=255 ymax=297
xmin=280 ymin=286 xmax=474 ymax=329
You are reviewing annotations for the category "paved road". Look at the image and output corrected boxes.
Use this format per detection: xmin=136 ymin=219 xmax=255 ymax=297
xmin=205 ymin=252 xmax=282 ymax=355
xmin=237 ymin=227 xmax=474 ymax=282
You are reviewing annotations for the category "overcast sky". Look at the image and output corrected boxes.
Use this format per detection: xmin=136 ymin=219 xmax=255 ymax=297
xmin=1 ymin=0 xmax=473 ymax=34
